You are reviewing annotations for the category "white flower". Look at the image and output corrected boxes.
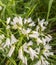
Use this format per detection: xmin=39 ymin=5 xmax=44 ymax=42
xmin=11 ymin=34 xmax=17 ymax=45
xmin=29 ymin=31 xmax=39 ymax=38
xmin=36 ymin=38 xmax=42 ymax=45
xmin=0 ymin=6 xmax=2 ymax=11
xmin=24 ymin=19 xmax=27 ymax=24
xmin=0 ymin=34 xmax=5 ymax=39
xmin=24 ymin=18 xmax=35 ymax=26
xmin=12 ymin=25 xmax=18 ymax=29
xmin=20 ymin=28 xmax=31 ymax=39
xmin=42 ymin=35 xmax=52 ymax=45
xmin=11 ymin=16 xmax=23 ymax=30
xmin=0 ymin=34 xmax=5 ymax=47
xmin=0 ymin=39 xmax=2 ymax=44
xmin=29 ymin=47 xmax=38 ymax=60
xmin=18 ymin=47 xmax=27 ymax=65
xmin=27 ymin=18 xmax=35 ymax=26
xmin=44 ymin=44 xmax=51 ymax=50
xmin=48 ymin=34 xmax=52 ymax=39
xmin=36 ymin=26 xmax=39 ymax=32
xmin=6 ymin=38 xmax=10 ymax=47
xmin=21 ymin=28 xmax=31 ymax=35
xmin=35 ymin=47 xmax=40 ymax=54
xmin=42 ymin=37 xmax=47 ymax=45
xmin=7 ymin=45 xmax=15 ymax=57
xmin=7 ymin=17 xmax=11 ymax=24
xmin=23 ymin=41 xmax=33 ymax=53
xmin=45 ymin=35 xmax=52 ymax=43
xmin=27 ymin=18 xmax=32 ymax=23
xmin=6 ymin=25 xmax=10 ymax=29
xmin=23 ymin=43 xmax=29 ymax=53
xmin=18 ymin=16 xmax=23 ymax=26
xmin=29 ymin=22 xmax=35 ymax=26
xmin=25 ymin=28 xmax=31 ymax=34
xmin=41 ymin=56 xmax=49 ymax=65
xmin=43 ymin=44 xmax=53 ymax=58
xmin=38 ymin=18 xmax=48 ymax=31
xmin=6 ymin=17 xmax=11 ymax=29
xmin=35 ymin=56 xmax=49 ymax=65
xmin=13 ymin=16 xmax=23 ymax=26
xmin=23 ymin=57 xmax=27 ymax=65
xmin=3 ymin=38 xmax=11 ymax=48
xmin=24 ymin=18 xmax=32 ymax=24
xmin=13 ymin=17 xmax=19 ymax=25
xmin=27 ymin=41 xmax=33 ymax=46
xmin=18 ymin=47 xmax=24 ymax=61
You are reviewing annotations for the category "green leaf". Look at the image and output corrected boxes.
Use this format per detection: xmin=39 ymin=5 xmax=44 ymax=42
xmin=27 ymin=3 xmax=37 ymax=18
xmin=48 ymin=17 xmax=56 ymax=21
xmin=9 ymin=57 xmax=17 ymax=65
xmin=47 ymin=0 xmax=53 ymax=20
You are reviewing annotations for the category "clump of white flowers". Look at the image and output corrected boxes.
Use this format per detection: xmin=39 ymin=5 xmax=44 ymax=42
xmin=0 ymin=16 xmax=53 ymax=65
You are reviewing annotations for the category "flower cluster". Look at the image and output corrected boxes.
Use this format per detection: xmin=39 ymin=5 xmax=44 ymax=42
xmin=0 ymin=16 xmax=53 ymax=65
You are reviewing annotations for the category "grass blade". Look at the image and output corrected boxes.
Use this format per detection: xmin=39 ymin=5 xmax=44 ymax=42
xmin=47 ymin=0 xmax=53 ymax=20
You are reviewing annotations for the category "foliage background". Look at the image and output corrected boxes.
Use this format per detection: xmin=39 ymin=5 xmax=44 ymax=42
xmin=0 ymin=0 xmax=56 ymax=65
